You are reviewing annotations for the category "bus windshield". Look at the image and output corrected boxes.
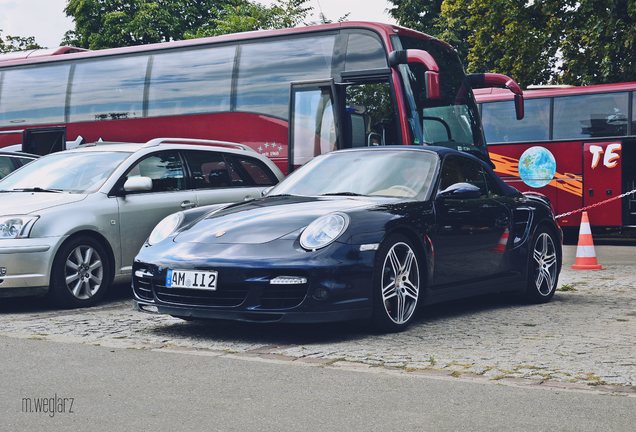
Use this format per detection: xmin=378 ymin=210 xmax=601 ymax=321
xmin=394 ymin=36 xmax=484 ymax=155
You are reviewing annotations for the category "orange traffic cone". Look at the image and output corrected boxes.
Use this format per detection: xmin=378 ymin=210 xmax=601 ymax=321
xmin=571 ymin=211 xmax=602 ymax=270
xmin=494 ymin=228 xmax=509 ymax=253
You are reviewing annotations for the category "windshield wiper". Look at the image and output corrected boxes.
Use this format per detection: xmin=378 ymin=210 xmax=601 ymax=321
xmin=10 ymin=187 xmax=64 ymax=193
xmin=320 ymin=192 xmax=364 ymax=197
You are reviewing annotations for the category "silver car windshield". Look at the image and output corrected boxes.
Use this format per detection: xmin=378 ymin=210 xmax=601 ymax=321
xmin=0 ymin=151 xmax=131 ymax=193
xmin=271 ymin=150 xmax=439 ymax=200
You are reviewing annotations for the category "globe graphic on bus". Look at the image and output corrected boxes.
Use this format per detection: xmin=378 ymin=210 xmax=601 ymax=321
xmin=518 ymin=146 xmax=557 ymax=188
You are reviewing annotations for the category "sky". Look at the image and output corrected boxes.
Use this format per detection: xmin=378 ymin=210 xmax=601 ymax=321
xmin=0 ymin=0 xmax=396 ymax=49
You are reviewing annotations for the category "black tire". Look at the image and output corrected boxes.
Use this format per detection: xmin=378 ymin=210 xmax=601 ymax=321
xmin=371 ymin=234 xmax=423 ymax=332
xmin=524 ymin=227 xmax=560 ymax=303
xmin=49 ymin=235 xmax=112 ymax=308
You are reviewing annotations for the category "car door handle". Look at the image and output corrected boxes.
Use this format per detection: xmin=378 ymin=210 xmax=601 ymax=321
xmin=244 ymin=195 xmax=253 ymax=201
xmin=180 ymin=200 xmax=196 ymax=209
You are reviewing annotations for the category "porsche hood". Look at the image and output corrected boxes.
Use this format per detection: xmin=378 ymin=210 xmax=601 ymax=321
xmin=174 ymin=196 xmax=375 ymax=245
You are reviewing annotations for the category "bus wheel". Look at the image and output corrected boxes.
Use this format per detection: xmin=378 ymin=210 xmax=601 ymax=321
xmin=49 ymin=236 xmax=112 ymax=308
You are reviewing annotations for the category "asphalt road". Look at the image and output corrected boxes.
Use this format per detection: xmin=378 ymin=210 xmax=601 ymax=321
xmin=1 ymin=335 xmax=634 ymax=432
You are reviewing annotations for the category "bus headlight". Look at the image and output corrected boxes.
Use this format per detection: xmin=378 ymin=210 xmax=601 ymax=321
xmin=300 ymin=213 xmax=349 ymax=251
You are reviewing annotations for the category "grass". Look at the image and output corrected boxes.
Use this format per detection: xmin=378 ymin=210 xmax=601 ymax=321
xmin=557 ymin=283 xmax=577 ymax=292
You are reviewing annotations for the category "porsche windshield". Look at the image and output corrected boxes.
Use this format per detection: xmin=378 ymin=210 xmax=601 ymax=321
xmin=0 ymin=151 xmax=130 ymax=193
xmin=271 ymin=150 xmax=438 ymax=199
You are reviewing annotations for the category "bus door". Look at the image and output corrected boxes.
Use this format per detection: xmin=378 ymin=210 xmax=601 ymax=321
xmin=288 ymin=76 xmax=400 ymax=171
xmin=338 ymin=71 xmax=400 ymax=150
xmin=621 ymin=139 xmax=636 ymax=226
xmin=23 ymin=127 xmax=66 ymax=155
xmin=289 ymin=80 xmax=340 ymax=172
xmin=583 ymin=141 xmax=623 ymax=226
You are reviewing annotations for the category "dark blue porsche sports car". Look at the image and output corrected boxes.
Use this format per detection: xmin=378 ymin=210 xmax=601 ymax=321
xmin=133 ymin=147 xmax=561 ymax=332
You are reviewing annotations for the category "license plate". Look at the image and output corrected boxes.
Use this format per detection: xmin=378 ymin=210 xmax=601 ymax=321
xmin=166 ymin=269 xmax=218 ymax=290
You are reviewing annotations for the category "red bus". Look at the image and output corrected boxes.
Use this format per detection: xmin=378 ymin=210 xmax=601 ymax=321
xmin=0 ymin=22 xmax=522 ymax=172
xmin=476 ymin=82 xmax=636 ymax=232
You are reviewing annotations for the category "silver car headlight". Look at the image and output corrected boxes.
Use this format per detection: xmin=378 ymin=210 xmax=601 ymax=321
xmin=0 ymin=215 xmax=39 ymax=239
xmin=300 ymin=213 xmax=349 ymax=251
xmin=148 ymin=212 xmax=184 ymax=246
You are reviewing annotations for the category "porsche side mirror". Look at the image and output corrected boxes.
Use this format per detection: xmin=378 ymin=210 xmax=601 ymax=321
xmin=437 ymin=182 xmax=481 ymax=200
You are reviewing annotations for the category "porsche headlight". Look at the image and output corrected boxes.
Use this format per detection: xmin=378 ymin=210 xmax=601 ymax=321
xmin=300 ymin=213 xmax=349 ymax=251
xmin=148 ymin=212 xmax=183 ymax=246
xmin=0 ymin=215 xmax=39 ymax=239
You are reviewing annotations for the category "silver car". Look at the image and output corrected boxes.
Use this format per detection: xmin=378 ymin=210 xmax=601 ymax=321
xmin=0 ymin=138 xmax=284 ymax=307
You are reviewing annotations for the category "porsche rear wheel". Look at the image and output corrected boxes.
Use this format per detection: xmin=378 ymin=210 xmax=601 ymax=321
xmin=372 ymin=234 xmax=422 ymax=332
xmin=525 ymin=227 xmax=559 ymax=303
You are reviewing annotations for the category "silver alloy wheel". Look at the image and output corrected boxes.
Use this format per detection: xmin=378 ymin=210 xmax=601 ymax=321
xmin=532 ymin=232 xmax=557 ymax=296
xmin=381 ymin=242 xmax=420 ymax=324
xmin=64 ymin=245 xmax=104 ymax=300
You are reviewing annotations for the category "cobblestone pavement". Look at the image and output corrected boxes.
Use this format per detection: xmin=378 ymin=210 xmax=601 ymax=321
xmin=1 ymin=260 xmax=634 ymax=394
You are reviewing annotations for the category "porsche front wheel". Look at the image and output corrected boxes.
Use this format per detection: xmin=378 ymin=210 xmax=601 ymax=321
xmin=372 ymin=235 xmax=422 ymax=332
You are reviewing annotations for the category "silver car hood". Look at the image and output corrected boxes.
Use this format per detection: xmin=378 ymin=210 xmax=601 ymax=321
xmin=0 ymin=192 xmax=88 ymax=215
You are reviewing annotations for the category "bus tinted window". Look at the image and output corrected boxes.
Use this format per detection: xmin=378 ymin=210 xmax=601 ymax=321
xmin=344 ymin=32 xmax=387 ymax=71
xmin=482 ymin=98 xmax=550 ymax=143
xmin=148 ymin=46 xmax=234 ymax=117
xmin=69 ymin=56 xmax=148 ymax=122
xmin=553 ymin=92 xmax=628 ymax=139
xmin=236 ymin=35 xmax=335 ymax=119
xmin=0 ymin=65 xmax=69 ymax=127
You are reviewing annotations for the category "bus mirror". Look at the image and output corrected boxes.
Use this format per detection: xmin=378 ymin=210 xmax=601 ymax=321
xmin=514 ymin=94 xmax=524 ymax=120
xmin=388 ymin=49 xmax=441 ymax=100
xmin=467 ymin=73 xmax=524 ymax=120
xmin=425 ymin=71 xmax=441 ymax=100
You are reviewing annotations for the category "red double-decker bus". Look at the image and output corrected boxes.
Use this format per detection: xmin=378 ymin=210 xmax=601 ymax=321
xmin=476 ymin=82 xmax=636 ymax=232
xmin=0 ymin=22 xmax=522 ymax=172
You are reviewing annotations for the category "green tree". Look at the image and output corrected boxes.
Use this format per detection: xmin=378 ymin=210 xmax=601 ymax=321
xmin=444 ymin=0 xmax=563 ymax=87
xmin=64 ymin=0 xmax=319 ymax=48
xmin=0 ymin=30 xmax=42 ymax=53
xmin=388 ymin=0 xmax=444 ymax=34
xmin=389 ymin=0 xmax=564 ymax=86
xmin=389 ymin=0 xmax=635 ymax=86
xmin=560 ymin=0 xmax=636 ymax=85
xmin=64 ymin=0 xmax=241 ymax=49
xmin=186 ymin=0 xmax=315 ymax=38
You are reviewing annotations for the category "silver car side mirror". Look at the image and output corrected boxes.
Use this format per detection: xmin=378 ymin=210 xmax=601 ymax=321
xmin=261 ymin=186 xmax=274 ymax=197
xmin=123 ymin=176 xmax=153 ymax=192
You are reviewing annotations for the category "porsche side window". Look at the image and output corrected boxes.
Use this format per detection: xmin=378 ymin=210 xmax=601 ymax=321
xmin=484 ymin=169 xmax=503 ymax=197
xmin=439 ymin=156 xmax=488 ymax=197
xmin=457 ymin=158 xmax=488 ymax=197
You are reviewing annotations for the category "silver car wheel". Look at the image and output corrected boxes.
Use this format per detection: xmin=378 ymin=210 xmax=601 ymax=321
xmin=381 ymin=242 xmax=420 ymax=324
xmin=64 ymin=245 xmax=104 ymax=300
xmin=532 ymin=232 xmax=557 ymax=296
